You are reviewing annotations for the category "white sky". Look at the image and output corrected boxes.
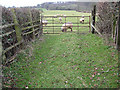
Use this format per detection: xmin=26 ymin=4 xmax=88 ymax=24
xmin=1 ymin=0 xmax=119 ymax=7
xmin=0 ymin=0 xmax=77 ymax=7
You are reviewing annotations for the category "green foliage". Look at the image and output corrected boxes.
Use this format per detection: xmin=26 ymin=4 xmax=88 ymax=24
xmin=39 ymin=2 xmax=95 ymax=12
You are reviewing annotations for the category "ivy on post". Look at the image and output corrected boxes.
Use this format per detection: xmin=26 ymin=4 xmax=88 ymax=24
xmin=29 ymin=8 xmax=35 ymax=40
xmin=11 ymin=8 xmax=22 ymax=43
xmin=91 ymin=5 xmax=96 ymax=34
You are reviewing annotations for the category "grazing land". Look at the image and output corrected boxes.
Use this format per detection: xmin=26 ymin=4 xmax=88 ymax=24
xmin=3 ymin=10 xmax=118 ymax=88
xmin=42 ymin=10 xmax=90 ymax=33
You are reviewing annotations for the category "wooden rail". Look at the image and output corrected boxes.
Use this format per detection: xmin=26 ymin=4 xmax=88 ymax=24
xmin=0 ymin=23 xmax=15 ymax=29
xmin=43 ymin=16 xmax=90 ymax=17
xmin=91 ymin=23 xmax=102 ymax=37
xmin=22 ymin=28 xmax=40 ymax=35
xmin=21 ymin=20 xmax=40 ymax=26
xmin=22 ymin=24 xmax=39 ymax=31
xmin=43 ymin=26 xmax=89 ymax=27
xmin=3 ymin=41 xmax=23 ymax=54
xmin=0 ymin=30 xmax=15 ymax=37
xmin=2 ymin=8 xmax=42 ymax=64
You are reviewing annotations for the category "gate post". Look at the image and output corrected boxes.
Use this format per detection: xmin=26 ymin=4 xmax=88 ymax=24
xmin=89 ymin=16 xmax=91 ymax=32
xmin=117 ymin=2 xmax=120 ymax=88
xmin=40 ymin=14 xmax=43 ymax=34
xmin=117 ymin=2 xmax=120 ymax=51
xmin=91 ymin=5 xmax=96 ymax=34
xmin=52 ymin=17 xmax=54 ymax=34
xmin=77 ymin=17 xmax=79 ymax=33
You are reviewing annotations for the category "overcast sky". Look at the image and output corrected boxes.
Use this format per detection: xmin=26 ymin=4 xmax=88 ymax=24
xmin=0 ymin=0 xmax=77 ymax=7
xmin=1 ymin=0 xmax=119 ymax=7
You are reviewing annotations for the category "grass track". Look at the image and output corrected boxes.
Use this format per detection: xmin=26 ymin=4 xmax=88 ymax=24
xmin=3 ymin=31 xmax=118 ymax=88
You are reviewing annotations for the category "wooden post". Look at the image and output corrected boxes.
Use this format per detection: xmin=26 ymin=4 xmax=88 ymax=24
xmin=115 ymin=25 xmax=117 ymax=44
xmin=65 ymin=16 xmax=66 ymax=32
xmin=37 ymin=11 xmax=41 ymax=37
xmin=40 ymin=14 xmax=43 ymax=34
xmin=29 ymin=8 xmax=35 ymax=40
xmin=0 ymin=6 xmax=3 ymax=64
xmin=77 ymin=17 xmax=79 ymax=33
xmin=117 ymin=2 xmax=120 ymax=51
xmin=11 ymin=8 xmax=22 ymax=43
xmin=112 ymin=13 xmax=117 ymax=40
xmin=91 ymin=5 xmax=96 ymax=34
xmin=52 ymin=17 xmax=54 ymax=34
xmin=118 ymin=3 xmax=120 ymax=85
xmin=89 ymin=16 xmax=91 ymax=32
xmin=0 ymin=5 xmax=3 ymax=88
xmin=38 ymin=12 xmax=41 ymax=36
xmin=91 ymin=10 xmax=93 ymax=33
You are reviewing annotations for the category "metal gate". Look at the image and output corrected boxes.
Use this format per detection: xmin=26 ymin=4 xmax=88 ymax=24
xmin=42 ymin=15 xmax=90 ymax=34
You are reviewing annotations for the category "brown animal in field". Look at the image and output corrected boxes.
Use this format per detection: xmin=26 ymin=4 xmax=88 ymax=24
xmin=61 ymin=22 xmax=73 ymax=32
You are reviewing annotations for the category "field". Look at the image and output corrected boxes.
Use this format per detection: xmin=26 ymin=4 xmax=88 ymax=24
xmin=42 ymin=10 xmax=90 ymax=33
xmin=2 ymin=10 xmax=118 ymax=88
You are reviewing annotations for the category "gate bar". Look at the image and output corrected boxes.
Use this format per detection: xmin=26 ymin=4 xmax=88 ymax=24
xmin=43 ymin=16 xmax=90 ymax=17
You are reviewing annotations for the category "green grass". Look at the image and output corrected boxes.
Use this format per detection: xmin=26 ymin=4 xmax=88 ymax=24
xmin=2 ymin=10 xmax=118 ymax=88
xmin=43 ymin=10 xmax=90 ymax=16
xmin=3 ymin=32 xmax=118 ymax=88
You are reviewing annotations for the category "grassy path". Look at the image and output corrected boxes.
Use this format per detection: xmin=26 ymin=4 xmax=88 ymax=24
xmin=3 ymin=32 xmax=118 ymax=88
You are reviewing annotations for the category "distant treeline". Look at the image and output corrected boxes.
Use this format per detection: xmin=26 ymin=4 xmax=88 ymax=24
xmin=36 ymin=2 xmax=96 ymax=12
xmin=8 ymin=2 xmax=96 ymax=12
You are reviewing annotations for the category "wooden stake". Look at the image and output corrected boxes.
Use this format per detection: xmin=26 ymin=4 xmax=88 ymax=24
xmin=29 ymin=8 xmax=35 ymax=40
xmin=117 ymin=2 xmax=120 ymax=51
xmin=91 ymin=5 xmax=96 ymax=34
xmin=89 ymin=16 xmax=91 ymax=32
xmin=11 ymin=8 xmax=22 ymax=43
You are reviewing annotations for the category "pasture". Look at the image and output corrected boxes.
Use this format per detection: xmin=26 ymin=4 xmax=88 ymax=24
xmin=42 ymin=10 xmax=90 ymax=33
xmin=2 ymin=10 xmax=118 ymax=88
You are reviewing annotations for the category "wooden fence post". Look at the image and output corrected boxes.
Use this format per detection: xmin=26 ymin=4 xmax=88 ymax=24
xmin=89 ymin=16 xmax=91 ymax=32
xmin=11 ymin=9 xmax=22 ymax=43
xmin=91 ymin=5 xmax=96 ymax=34
xmin=118 ymin=2 xmax=120 ymax=89
xmin=52 ymin=17 xmax=54 ymax=34
xmin=41 ymin=14 xmax=43 ymax=34
xmin=0 ymin=6 xmax=2 ymax=89
xmin=77 ymin=17 xmax=79 ymax=33
xmin=38 ymin=12 xmax=42 ymax=36
xmin=29 ymin=9 xmax=35 ymax=40
xmin=117 ymin=2 xmax=120 ymax=51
